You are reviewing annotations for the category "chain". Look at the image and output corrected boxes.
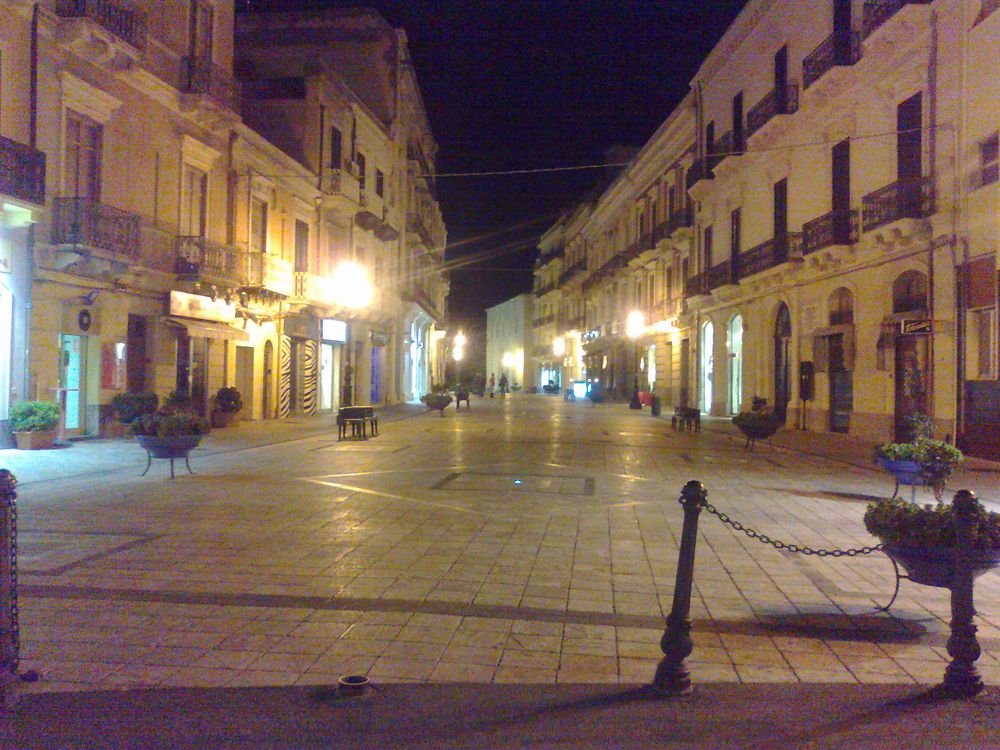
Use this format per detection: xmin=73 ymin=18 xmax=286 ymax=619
xmin=701 ymin=500 xmax=884 ymax=557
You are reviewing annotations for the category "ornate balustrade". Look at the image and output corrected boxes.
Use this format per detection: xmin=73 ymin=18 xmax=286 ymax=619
xmin=180 ymin=56 xmax=240 ymax=113
xmin=802 ymin=210 xmax=859 ymax=254
xmin=737 ymin=232 xmax=802 ymax=279
xmin=707 ymin=261 xmax=733 ymax=290
xmin=747 ymin=84 xmax=799 ymax=138
xmin=0 ymin=135 xmax=45 ymax=206
xmin=175 ymin=236 xmax=245 ymax=283
xmin=803 ymin=31 xmax=861 ymax=89
xmin=52 ymin=197 xmax=141 ymax=261
xmin=56 ymin=0 xmax=146 ymax=48
xmin=863 ymin=0 xmax=932 ymax=39
xmin=861 ymin=177 xmax=934 ymax=232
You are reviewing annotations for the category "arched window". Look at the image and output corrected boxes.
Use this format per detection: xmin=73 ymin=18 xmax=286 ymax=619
xmin=701 ymin=321 xmax=714 ymax=413
xmin=829 ymin=287 xmax=854 ymax=325
xmin=892 ymin=271 xmax=928 ymax=313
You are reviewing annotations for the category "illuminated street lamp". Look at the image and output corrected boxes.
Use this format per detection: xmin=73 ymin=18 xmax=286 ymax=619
xmin=453 ymin=330 xmax=466 ymax=386
xmin=626 ymin=311 xmax=645 ymax=410
xmin=331 ymin=261 xmax=373 ymax=309
xmin=552 ymin=337 xmax=566 ymax=357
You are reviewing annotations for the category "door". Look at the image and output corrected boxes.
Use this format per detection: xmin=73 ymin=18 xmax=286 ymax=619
xmin=262 ymin=340 xmax=273 ymax=419
xmin=319 ymin=343 xmax=334 ymax=411
xmin=235 ymin=345 xmax=254 ymax=419
xmin=701 ymin=322 xmax=714 ymax=413
xmin=832 ymin=139 xmax=851 ymax=243
xmin=732 ymin=92 xmax=744 ymax=152
xmin=775 ymin=45 xmax=788 ymax=108
xmin=680 ymin=338 xmax=690 ymax=408
xmin=728 ymin=315 xmax=743 ymax=415
xmin=59 ymin=334 xmax=85 ymax=435
xmin=774 ymin=304 xmax=792 ymax=423
xmin=833 ymin=0 xmax=852 ymax=64
xmin=126 ymin=314 xmax=147 ymax=392
xmin=828 ymin=334 xmax=853 ymax=434
xmin=897 ymin=93 xmax=922 ymax=216
xmin=895 ymin=334 xmax=929 ymax=441
xmin=289 ymin=339 xmax=300 ymax=413
xmin=773 ymin=178 xmax=788 ymax=259
xmin=190 ymin=337 xmax=209 ymax=415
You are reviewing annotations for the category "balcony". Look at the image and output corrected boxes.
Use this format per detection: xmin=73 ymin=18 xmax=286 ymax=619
xmin=52 ymin=197 xmax=141 ymax=262
xmin=0 ymin=135 xmax=46 ymax=206
xmin=861 ymin=177 xmax=934 ymax=232
xmin=245 ymin=252 xmax=293 ymax=296
xmin=625 ymin=233 xmax=654 ymax=262
xmin=175 ymin=236 xmax=246 ymax=285
xmin=683 ymin=272 xmax=709 ymax=299
xmin=179 ymin=56 xmax=240 ymax=116
xmin=685 ymin=156 xmax=713 ymax=190
xmin=654 ymin=209 xmax=694 ymax=242
xmin=652 ymin=298 xmax=680 ymax=320
xmin=802 ymin=210 xmax=859 ymax=254
xmin=402 ymin=283 xmax=443 ymax=322
xmin=746 ymin=84 xmax=799 ymax=139
xmin=558 ymin=258 xmax=587 ymax=285
xmin=289 ymin=270 xmax=333 ymax=306
xmin=737 ymin=233 xmax=803 ymax=279
xmin=534 ymin=282 xmax=556 ymax=297
xmin=55 ymin=0 xmax=146 ymax=69
xmin=803 ymin=32 xmax=861 ymax=90
xmin=707 ymin=261 xmax=734 ymax=290
xmin=863 ymin=0 xmax=933 ymax=39
xmin=407 ymin=210 xmax=446 ymax=250
xmin=321 ymin=167 xmax=361 ymax=205
xmin=710 ymin=130 xmax=742 ymax=170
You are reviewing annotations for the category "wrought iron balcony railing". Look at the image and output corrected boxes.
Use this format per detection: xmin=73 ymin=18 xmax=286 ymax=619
xmin=175 ymin=236 xmax=246 ymax=282
xmin=180 ymin=56 xmax=240 ymax=113
xmin=863 ymin=0 xmax=932 ymax=39
xmin=861 ymin=176 xmax=934 ymax=232
xmin=56 ymin=0 xmax=146 ymax=49
xmin=737 ymin=232 xmax=803 ymax=279
xmin=683 ymin=271 xmax=709 ymax=299
xmin=707 ymin=261 xmax=734 ymax=290
xmin=685 ymin=156 xmax=713 ymax=190
xmin=803 ymin=31 xmax=861 ymax=90
xmin=558 ymin=257 xmax=587 ymax=285
xmin=802 ymin=210 xmax=859 ymax=254
xmin=746 ymin=84 xmax=799 ymax=138
xmin=0 ymin=135 xmax=46 ymax=206
xmin=709 ymin=129 xmax=742 ymax=169
xmin=52 ymin=197 xmax=141 ymax=261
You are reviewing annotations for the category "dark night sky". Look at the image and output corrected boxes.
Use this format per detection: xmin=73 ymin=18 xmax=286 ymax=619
xmin=243 ymin=1 xmax=748 ymax=326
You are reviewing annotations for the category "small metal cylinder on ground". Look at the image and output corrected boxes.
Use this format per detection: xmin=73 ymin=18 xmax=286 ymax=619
xmin=941 ymin=489 xmax=984 ymax=698
xmin=653 ymin=480 xmax=707 ymax=696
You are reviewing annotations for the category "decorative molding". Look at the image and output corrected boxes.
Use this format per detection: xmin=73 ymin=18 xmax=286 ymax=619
xmin=180 ymin=135 xmax=221 ymax=172
xmin=60 ymin=71 xmax=122 ymax=123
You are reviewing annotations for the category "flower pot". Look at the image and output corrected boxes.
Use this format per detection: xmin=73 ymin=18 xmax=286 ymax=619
xmin=881 ymin=540 xmax=1000 ymax=587
xmin=135 ymin=434 xmax=203 ymax=458
xmin=880 ymin=459 xmax=924 ymax=486
xmin=211 ymin=410 xmax=240 ymax=429
xmin=421 ymin=395 xmax=452 ymax=416
xmin=13 ymin=430 xmax=57 ymax=450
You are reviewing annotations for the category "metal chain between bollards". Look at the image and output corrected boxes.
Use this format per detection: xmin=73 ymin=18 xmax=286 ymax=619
xmin=701 ymin=500 xmax=883 ymax=557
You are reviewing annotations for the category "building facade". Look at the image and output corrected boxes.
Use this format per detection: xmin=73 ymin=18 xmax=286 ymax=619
xmin=12 ymin=0 xmax=446 ymax=439
xmin=486 ymin=294 xmax=534 ymax=392
xmin=534 ymin=0 xmax=1000 ymax=457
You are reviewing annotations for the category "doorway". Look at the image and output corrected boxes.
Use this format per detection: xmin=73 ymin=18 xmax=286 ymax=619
xmin=59 ymin=334 xmax=86 ymax=435
xmin=235 ymin=345 xmax=253 ymax=419
xmin=262 ymin=340 xmax=273 ymax=419
xmin=126 ymin=314 xmax=147 ymax=392
xmin=701 ymin=321 xmax=714 ymax=413
xmin=895 ymin=334 xmax=929 ymax=441
xmin=829 ymin=334 xmax=853 ymax=434
xmin=728 ymin=315 xmax=743 ymax=415
xmin=774 ymin=303 xmax=792 ymax=423
xmin=680 ymin=338 xmax=690 ymax=407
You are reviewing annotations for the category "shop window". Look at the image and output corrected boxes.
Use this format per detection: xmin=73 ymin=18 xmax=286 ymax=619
xmin=892 ymin=270 xmax=927 ymax=313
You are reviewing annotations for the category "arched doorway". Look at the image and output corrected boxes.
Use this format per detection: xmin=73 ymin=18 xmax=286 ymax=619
xmin=893 ymin=270 xmax=929 ymax=440
xmin=701 ymin=321 xmax=714 ymax=413
xmin=774 ymin=303 xmax=792 ymax=423
xmin=828 ymin=287 xmax=854 ymax=434
xmin=728 ymin=315 xmax=743 ymax=415
xmin=262 ymin=340 xmax=273 ymax=419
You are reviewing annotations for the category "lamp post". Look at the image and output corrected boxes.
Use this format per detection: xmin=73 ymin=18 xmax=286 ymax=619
xmin=626 ymin=311 xmax=645 ymax=410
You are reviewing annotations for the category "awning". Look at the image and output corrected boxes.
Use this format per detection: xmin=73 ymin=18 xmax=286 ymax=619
xmin=163 ymin=316 xmax=249 ymax=342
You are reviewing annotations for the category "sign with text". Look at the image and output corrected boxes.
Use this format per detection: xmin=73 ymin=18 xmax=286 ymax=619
xmin=169 ymin=290 xmax=236 ymax=323
xmin=322 ymin=318 xmax=348 ymax=342
xmin=900 ymin=319 xmax=932 ymax=335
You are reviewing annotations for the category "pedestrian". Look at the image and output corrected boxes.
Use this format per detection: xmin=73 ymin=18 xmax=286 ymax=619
xmin=488 ymin=373 xmax=495 ymax=398
xmin=498 ymin=373 xmax=508 ymax=397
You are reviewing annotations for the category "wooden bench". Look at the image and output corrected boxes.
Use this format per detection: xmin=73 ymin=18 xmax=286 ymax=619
xmin=671 ymin=407 xmax=701 ymax=432
xmin=454 ymin=390 xmax=471 ymax=409
xmin=337 ymin=405 xmax=378 ymax=440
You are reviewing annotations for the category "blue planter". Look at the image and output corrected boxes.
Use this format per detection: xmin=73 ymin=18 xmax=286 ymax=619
xmin=882 ymin=540 xmax=1000 ymax=587
xmin=880 ymin=459 xmax=924 ymax=486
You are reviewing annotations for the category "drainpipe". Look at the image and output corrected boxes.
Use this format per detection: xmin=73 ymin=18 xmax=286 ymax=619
xmin=318 ymin=103 xmax=326 ymax=192
xmin=23 ymin=3 xmax=40 ymax=405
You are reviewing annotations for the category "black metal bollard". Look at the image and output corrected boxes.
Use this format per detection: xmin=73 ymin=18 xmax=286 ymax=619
xmin=653 ymin=480 xmax=707 ymax=695
xmin=0 ymin=470 xmax=17 ymax=705
xmin=941 ymin=489 xmax=984 ymax=698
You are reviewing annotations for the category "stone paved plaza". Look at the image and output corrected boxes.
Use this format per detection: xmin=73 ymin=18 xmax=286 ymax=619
xmin=10 ymin=395 xmax=1000 ymax=693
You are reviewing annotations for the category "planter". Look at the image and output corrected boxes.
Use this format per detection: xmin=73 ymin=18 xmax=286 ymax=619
xmin=882 ymin=540 xmax=1000 ymax=587
xmin=135 ymin=434 xmax=203 ymax=478
xmin=421 ymin=395 xmax=452 ymax=416
xmin=13 ymin=430 xmax=57 ymax=450
xmin=733 ymin=418 xmax=781 ymax=449
xmin=211 ymin=410 xmax=240 ymax=429
xmin=880 ymin=459 xmax=924 ymax=486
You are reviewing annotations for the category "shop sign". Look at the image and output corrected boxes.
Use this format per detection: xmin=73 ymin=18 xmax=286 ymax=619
xmin=370 ymin=330 xmax=391 ymax=347
xmin=322 ymin=318 xmax=348 ymax=342
xmin=285 ymin=315 xmax=320 ymax=340
xmin=169 ymin=290 xmax=235 ymax=323
xmin=900 ymin=319 xmax=932 ymax=335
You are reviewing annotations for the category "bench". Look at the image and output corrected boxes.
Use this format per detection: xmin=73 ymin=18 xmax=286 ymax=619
xmin=454 ymin=390 xmax=471 ymax=409
xmin=337 ymin=405 xmax=378 ymax=440
xmin=671 ymin=407 xmax=701 ymax=432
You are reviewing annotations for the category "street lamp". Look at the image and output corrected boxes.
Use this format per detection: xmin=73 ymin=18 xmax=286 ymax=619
xmin=453 ymin=330 xmax=465 ymax=386
xmin=331 ymin=260 xmax=373 ymax=309
xmin=626 ymin=311 xmax=645 ymax=410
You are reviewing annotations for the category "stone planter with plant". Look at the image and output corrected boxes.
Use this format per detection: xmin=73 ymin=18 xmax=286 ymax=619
xmin=132 ymin=407 xmax=211 ymax=478
xmin=211 ymin=386 xmax=243 ymax=428
xmin=109 ymin=392 xmax=158 ymax=437
xmin=10 ymin=401 xmax=61 ymax=450
xmin=421 ymin=392 xmax=452 ymax=416
xmin=874 ymin=414 xmax=963 ymax=500
xmin=732 ymin=404 xmax=783 ymax=450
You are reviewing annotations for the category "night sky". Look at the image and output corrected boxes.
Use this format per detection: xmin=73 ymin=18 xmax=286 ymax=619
xmin=242 ymin=0 xmax=749 ymax=327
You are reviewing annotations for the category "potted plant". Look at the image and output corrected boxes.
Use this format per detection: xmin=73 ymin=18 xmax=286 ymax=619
xmin=864 ymin=495 xmax=1000 ymax=587
xmin=211 ymin=386 xmax=243 ymax=428
xmin=10 ymin=401 xmax=60 ymax=450
xmin=874 ymin=414 xmax=963 ymax=500
xmin=421 ymin=392 xmax=452 ymax=416
xmin=132 ymin=406 xmax=210 ymax=477
xmin=109 ymin=392 xmax=158 ymax=437
xmin=732 ymin=402 xmax=783 ymax=450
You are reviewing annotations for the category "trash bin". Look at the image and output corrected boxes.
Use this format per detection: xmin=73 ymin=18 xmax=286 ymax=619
xmin=651 ymin=395 xmax=661 ymax=417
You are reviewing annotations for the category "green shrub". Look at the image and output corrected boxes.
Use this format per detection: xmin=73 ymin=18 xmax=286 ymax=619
xmin=864 ymin=496 xmax=1000 ymax=549
xmin=163 ymin=390 xmax=192 ymax=411
xmin=214 ymin=387 xmax=242 ymax=413
xmin=111 ymin=392 xmax=158 ymax=423
xmin=10 ymin=401 xmax=60 ymax=432
xmin=874 ymin=435 xmax=962 ymax=497
xmin=131 ymin=409 xmax=210 ymax=437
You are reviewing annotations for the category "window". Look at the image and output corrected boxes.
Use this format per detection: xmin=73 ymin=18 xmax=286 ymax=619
xmin=356 ymin=151 xmax=367 ymax=191
xmin=294 ymin=219 xmax=309 ymax=272
xmin=180 ymin=165 xmax=207 ymax=237
xmin=980 ymin=133 xmax=998 ymax=187
xmin=969 ymin=308 xmax=995 ymax=379
xmin=189 ymin=0 xmax=214 ymax=60
xmin=64 ymin=110 xmax=102 ymax=199
xmin=375 ymin=169 xmax=384 ymax=198
xmin=329 ymin=126 xmax=342 ymax=169
xmin=250 ymin=197 xmax=267 ymax=255
xmin=703 ymin=226 xmax=713 ymax=270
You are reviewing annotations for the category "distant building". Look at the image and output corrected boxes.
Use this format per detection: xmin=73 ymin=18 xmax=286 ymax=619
xmin=487 ymin=294 xmax=534 ymax=391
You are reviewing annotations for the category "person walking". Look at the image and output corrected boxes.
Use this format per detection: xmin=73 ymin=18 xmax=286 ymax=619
xmin=488 ymin=373 xmax=495 ymax=398
xmin=498 ymin=373 xmax=508 ymax=397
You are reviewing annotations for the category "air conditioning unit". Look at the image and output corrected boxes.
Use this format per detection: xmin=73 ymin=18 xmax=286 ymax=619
xmin=62 ymin=305 xmax=101 ymax=335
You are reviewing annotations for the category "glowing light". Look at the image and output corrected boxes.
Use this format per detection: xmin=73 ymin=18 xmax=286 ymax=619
xmin=552 ymin=337 xmax=566 ymax=357
xmin=453 ymin=347 xmax=464 ymax=362
xmin=454 ymin=331 xmax=467 ymax=348
xmin=331 ymin=261 xmax=372 ymax=309
xmin=502 ymin=351 xmax=514 ymax=368
xmin=513 ymin=479 xmax=523 ymax=485
xmin=626 ymin=310 xmax=646 ymax=339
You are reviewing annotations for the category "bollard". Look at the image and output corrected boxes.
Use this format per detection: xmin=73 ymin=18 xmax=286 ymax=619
xmin=653 ymin=480 xmax=707 ymax=695
xmin=0 ymin=470 xmax=17 ymax=706
xmin=941 ymin=489 xmax=984 ymax=698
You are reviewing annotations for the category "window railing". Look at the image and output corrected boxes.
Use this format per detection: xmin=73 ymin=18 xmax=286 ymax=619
xmin=802 ymin=209 xmax=859 ymax=254
xmin=737 ymin=232 xmax=803 ymax=279
xmin=746 ymin=84 xmax=799 ymax=138
xmin=56 ymin=0 xmax=147 ymax=49
xmin=707 ymin=261 xmax=734 ymax=290
xmin=559 ymin=258 xmax=587 ymax=285
xmin=685 ymin=156 xmax=714 ymax=190
xmin=803 ymin=31 xmax=862 ymax=89
xmin=52 ymin=197 xmax=141 ymax=261
xmin=175 ymin=236 xmax=246 ymax=282
xmin=710 ymin=129 xmax=741 ymax=169
xmin=861 ymin=176 xmax=935 ymax=232
xmin=863 ymin=0 xmax=933 ymax=39
xmin=0 ymin=135 xmax=46 ymax=206
xmin=683 ymin=271 xmax=709 ymax=299
xmin=180 ymin=56 xmax=241 ymax=113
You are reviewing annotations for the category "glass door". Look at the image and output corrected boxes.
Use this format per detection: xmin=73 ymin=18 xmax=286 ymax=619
xmin=59 ymin=334 xmax=85 ymax=435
